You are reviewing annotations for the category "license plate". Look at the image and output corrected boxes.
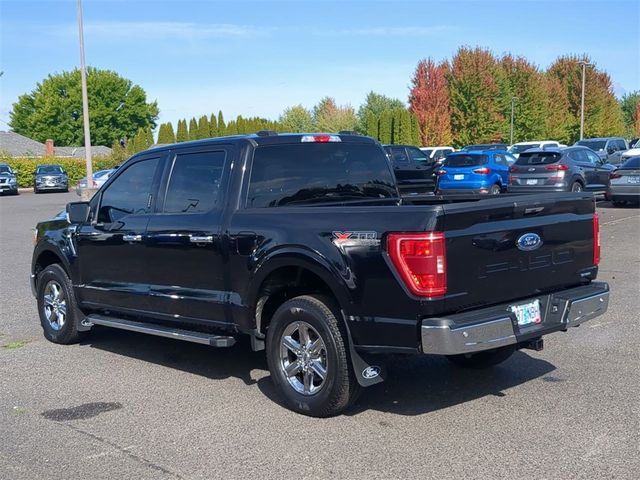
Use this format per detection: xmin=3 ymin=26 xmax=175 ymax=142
xmin=454 ymin=174 xmax=464 ymax=180
xmin=627 ymin=176 xmax=640 ymax=184
xmin=510 ymin=299 xmax=542 ymax=326
xmin=526 ymin=179 xmax=538 ymax=185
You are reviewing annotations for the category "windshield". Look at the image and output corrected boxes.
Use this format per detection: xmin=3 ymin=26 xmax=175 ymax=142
xmin=576 ymin=140 xmax=606 ymax=151
xmin=248 ymin=143 xmax=398 ymax=207
xmin=509 ymin=144 xmax=540 ymax=154
xmin=0 ymin=165 xmax=12 ymax=174
xmin=421 ymin=149 xmax=433 ymax=157
xmin=621 ymin=157 xmax=640 ymax=169
xmin=444 ymin=154 xmax=488 ymax=167
xmin=36 ymin=165 xmax=63 ymax=175
xmin=516 ymin=152 xmax=562 ymax=165
xmin=94 ymin=170 xmax=112 ymax=178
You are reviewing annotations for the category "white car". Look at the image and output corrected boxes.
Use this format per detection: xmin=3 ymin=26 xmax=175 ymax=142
xmin=419 ymin=146 xmax=455 ymax=164
xmin=620 ymin=144 xmax=640 ymax=162
xmin=508 ymin=141 xmax=561 ymax=159
xmin=75 ymin=169 xmax=115 ymax=196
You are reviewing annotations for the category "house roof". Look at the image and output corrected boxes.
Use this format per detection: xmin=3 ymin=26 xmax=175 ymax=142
xmin=0 ymin=131 xmax=112 ymax=157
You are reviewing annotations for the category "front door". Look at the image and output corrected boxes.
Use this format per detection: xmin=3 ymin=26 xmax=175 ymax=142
xmin=75 ymin=154 xmax=165 ymax=314
xmin=143 ymin=146 xmax=230 ymax=326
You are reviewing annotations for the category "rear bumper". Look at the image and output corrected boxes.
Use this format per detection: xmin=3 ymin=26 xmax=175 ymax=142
xmin=421 ymin=282 xmax=609 ymax=355
xmin=437 ymin=187 xmax=493 ymax=195
xmin=507 ymin=185 xmax=568 ymax=193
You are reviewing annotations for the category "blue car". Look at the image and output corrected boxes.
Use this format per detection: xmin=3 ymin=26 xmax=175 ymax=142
xmin=436 ymin=150 xmax=515 ymax=195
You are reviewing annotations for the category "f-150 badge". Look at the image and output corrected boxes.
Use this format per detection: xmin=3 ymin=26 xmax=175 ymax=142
xmin=332 ymin=231 xmax=380 ymax=249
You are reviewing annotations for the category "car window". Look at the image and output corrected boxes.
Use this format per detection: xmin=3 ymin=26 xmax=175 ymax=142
xmin=247 ymin=143 xmax=397 ymax=208
xmin=516 ymin=152 xmax=562 ymax=165
xmin=444 ymin=154 xmax=487 ymax=167
xmin=0 ymin=165 xmax=12 ymax=174
xmin=163 ymin=151 xmax=226 ymax=214
xmin=389 ymin=147 xmax=409 ymax=164
xmin=407 ymin=147 xmax=429 ymax=163
xmin=615 ymin=139 xmax=626 ymax=150
xmin=576 ymin=140 xmax=606 ymax=151
xmin=570 ymin=149 xmax=591 ymax=163
xmin=36 ymin=165 xmax=63 ymax=175
xmin=494 ymin=154 xmax=509 ymax=166
xmin=98 ymin=157 xmax=160 ymax=223
xmin=585 ymin=150 xmax=601 ymax=165
xmin=622 ymin=157 xmax=640 ymax=169
xmin=421 ymin=148 xmax=434 ymax=157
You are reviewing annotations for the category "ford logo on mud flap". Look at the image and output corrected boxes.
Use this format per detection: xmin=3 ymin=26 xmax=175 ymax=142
xmin=362 ymin=366 xmax=381 ymax=379
xmin=517 ymin=233 xmax=543 ymax=251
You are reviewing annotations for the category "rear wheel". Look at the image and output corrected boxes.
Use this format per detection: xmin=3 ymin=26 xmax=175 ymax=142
xmin=447 ymin=345 xmax=516 ymax=369
xmin=489 ymin=184 xmax=501 ymax=195
xmin=266 ymin=294 xmax=359 ymax=417
xmin=36 ymin=264 xmax=86 ymax=344
xmin=570 ymin=181 xmax=583 ymax=192
xmin=612 ymin=200 xmax=626 ymax=207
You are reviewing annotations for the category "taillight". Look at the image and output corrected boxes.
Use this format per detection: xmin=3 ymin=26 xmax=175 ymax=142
xmin=473 ymin=167 xmax=491 ymax=174
xmin=609 ymin=172 xmax=621 ymax=179
xmin=300 ymin=135 xmax=341 ymax=143
xmin=509 ymin=165 xmax=519 ymax=173
xmin=436 ymin=169 xmax=447 ymax=176
xmin=545 ymin=164 xmax=569 ymax=171
xmin=593 ymin=212 xmax=600 ymax=265
xmin=387 ymin=232 xmax=447 ymax=297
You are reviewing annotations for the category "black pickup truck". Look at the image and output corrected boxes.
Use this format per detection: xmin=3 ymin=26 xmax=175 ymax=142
xmin=31 ymin=132 xmax=610 ymax=417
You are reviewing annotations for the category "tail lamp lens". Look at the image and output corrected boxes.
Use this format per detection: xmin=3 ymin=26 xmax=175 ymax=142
xmin=593 ymin=212 xmax=600 ymax=266
xmin=473 ymin=167 xmax=491 ymax=174
xmin=387 ymin=232 xmax=447 ymax=297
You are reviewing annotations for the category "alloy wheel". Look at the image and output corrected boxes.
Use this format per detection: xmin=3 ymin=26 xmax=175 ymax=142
xmin=43 ymin=280 xmax=66 ymax=331
xmin=279 ymin=321 xmax=328 ymax=395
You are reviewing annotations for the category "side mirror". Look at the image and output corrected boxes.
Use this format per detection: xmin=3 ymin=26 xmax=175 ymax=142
xmin=66 ymin=202 xmax=90 ymax=224
xmin=607 ymin=147 xmax=615 ymax=155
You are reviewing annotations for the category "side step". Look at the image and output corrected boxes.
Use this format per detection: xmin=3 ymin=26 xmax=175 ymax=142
xmin=86 ymin=314 xmax=236 ymax=347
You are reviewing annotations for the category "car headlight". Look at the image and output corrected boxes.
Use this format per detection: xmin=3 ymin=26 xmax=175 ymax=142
xmin=9 ymin=177 xmax=16 ymax=184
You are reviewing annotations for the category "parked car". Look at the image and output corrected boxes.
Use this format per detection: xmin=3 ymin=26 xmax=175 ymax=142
xmin=436 ymin=150 xmax=516 ymax=195
xmin=462 ymin=143 xmax=508 ymax=151
xmin=34 ymin=164 xmax=68 ymax=193
xmin=508 ymin=146 xmax=610 ymax=194
xmin=619 ymin=143 xmax=640 ymax=163
xmin=75 ymin=169 xmax=115 ymax=196
xmin=607 ymin=156 xmax=640 ymax=206
xmin=0 ymin=163 xmax=19 ymax=195
xmin=419 ymin=146 xmax=455 ymax=165
xmin=508 ymin=141 xmax=560 ymax=159
xmin=574 ymin=137 xmax=628 ymax=165
xmin=382 ymin=144 xmax=438 ymax=194
xmin=31 ymin=132 xmax=609 ymax=417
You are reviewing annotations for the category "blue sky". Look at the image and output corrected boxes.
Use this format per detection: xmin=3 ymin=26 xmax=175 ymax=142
xmin=1 ymin=0 xmax=638 ymax=130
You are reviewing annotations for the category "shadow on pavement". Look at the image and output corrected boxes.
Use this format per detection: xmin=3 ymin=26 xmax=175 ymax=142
xmin=82 ymin=326 xmax=556 ymax=416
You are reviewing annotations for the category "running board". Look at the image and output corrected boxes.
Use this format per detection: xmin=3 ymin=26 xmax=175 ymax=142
xmin=86 ymin=315 xmax=236 ymax=347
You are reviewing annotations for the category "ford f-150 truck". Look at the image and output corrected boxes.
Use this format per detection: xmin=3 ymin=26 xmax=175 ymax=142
xmin=31 ymin=132 xmax=610 ymax=417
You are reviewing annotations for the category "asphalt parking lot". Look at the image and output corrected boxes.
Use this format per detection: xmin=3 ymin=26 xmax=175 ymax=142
xmin=1 ymin=190 xmax=639 ymax=479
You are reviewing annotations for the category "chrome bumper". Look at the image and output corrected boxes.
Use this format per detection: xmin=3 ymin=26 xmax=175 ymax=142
xmin=421 ymin=282 xmax=609 ymax=355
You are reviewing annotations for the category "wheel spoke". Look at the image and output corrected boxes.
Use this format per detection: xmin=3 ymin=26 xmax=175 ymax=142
xmin=309 ymin=360 xmax=326 ymax=380
xmin=284 ymin=361 xmax=302 ymax=377
xmin=51 ymin=283 xmax=60 ymax=300
xmin=303 ymin=369 xmax=313 ymax=393
xmin=282 ymin=335 xmax=301 ymax=354
xmin=43 ymin=294 xmax=55 ymax=306
xmin=308 ymin=338 xmax=323 ymax=356
xmin=57 ymin=302 xmax=67 ymax=316
xmin=299 ymin=323 xmax=310 ymax=347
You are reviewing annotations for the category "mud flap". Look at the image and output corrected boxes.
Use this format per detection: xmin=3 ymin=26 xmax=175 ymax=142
xmin=342 ymin=313 xmax=386 ymax=387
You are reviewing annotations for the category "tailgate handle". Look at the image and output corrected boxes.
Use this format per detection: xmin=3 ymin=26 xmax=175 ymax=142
xmin=189 ymin=235 xmax=213 ymax=244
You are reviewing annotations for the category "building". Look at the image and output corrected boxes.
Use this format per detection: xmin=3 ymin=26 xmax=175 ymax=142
xmin=0 ymin=131 xmax=112 ymax=157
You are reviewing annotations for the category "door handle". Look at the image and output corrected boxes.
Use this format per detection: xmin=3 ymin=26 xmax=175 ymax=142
xmin=189 ymin=235 xmax=213 ymax=244
xmin=122 ymin=234 xmax=142 ymax=242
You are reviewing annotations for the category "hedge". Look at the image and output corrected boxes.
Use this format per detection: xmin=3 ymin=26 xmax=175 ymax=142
xmin=0 ymin=154 xmax=123 ymax=188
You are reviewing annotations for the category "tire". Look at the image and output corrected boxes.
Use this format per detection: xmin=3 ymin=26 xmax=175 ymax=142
xmin=570 ymin=181 xmax=583 ymax=192
xmin=36 ymin=264 xmax=86 ymax=344
xmin=447 ymin=345 xmax=516 ymax=369
xmin=266 ymin=294 xmax=360 ymax=417
xmin=489 ymin=184 xmax=501 ymax=195
xmin=612 ymin=200 xmax=626 ymax=207
xmin=33 ymin=187 xmax=38 ymax=194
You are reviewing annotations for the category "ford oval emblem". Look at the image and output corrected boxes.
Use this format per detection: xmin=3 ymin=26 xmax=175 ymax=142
xmin=516 ymin=233 xmax=543 ymax=251
xmin=362 ymin=366 xmax=381 ymax=379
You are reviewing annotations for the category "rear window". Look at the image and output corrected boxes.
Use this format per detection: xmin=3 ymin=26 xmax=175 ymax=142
xmin=444 ymin=154 xmax=487 ymax=167
xmin=621 ymin=157 xmax=640 ymax=169
xmin=576 ymin=140 xmax=606 ymax=151
xmin=515 ymin=152 xmax=562 ymax=165
xmin=247 ymin=143 xmax=397 ymax=208
xmin=509 ymin=143 xmax=540 ymax=154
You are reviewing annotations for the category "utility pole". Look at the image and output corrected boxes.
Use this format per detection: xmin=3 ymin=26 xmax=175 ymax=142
xmin=510 ymin=96 xmax=518 ymax=145
xmin=77 ymin=0 xmax=93 ymax=187
xmin=579 ymin=61 xmax=594 ymax=140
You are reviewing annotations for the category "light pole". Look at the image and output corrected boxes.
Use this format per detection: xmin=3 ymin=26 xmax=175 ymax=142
xmin=579 ymin=61 xmax=594 ymax=140
xmin=77 ymin=0 xmax=93 ymax=190
xmin=510 ymin=96 xmax=518 ymax=145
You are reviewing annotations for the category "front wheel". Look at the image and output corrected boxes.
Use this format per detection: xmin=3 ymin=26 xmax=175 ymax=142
xmin=447 ymin=345 xmax=516 ymax=369
xmin=570 ymin=182 xmax=583 ymax=192
xmin=489 ymin=184 xmax=501 ymax=195
xmin=266 ymin=295 xmax=359 ymax=417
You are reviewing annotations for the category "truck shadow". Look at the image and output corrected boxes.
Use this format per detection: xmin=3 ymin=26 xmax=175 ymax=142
xmin=83 ymin=327 xmax=556 ymax=416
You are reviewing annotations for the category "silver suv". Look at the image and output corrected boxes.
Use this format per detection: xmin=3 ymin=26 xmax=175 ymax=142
xmin=574 ymin=137 xmax=628 ymax=165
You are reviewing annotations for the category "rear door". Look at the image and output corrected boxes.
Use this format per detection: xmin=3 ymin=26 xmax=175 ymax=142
xmin=76 ymin=153 xmax=165 ymax=313
xmin=143 ymin=145 xmax=232 ymax=325
xmin=571 ymin=149 xmax=599 ymax=191
xmin=585 ymin=149 xmax=610 ymax=191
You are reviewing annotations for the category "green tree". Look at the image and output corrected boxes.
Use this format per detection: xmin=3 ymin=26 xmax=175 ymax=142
xmin=209 ymin=113 xmax=218 ymax=137
xmin=157 ymin=122 xmax=176 ymax=144
xmin=365 ymin=111 xmax=379 ymax=139
xmin=9 ymin=68 xmax=158 ymax=146
xmin=188 ymin=117 xmax=198 ymax=140
xmin=217 ymin=111 xmax=226 ymax=135
xmin=378 ymin=110 xmax=393 ymax=144
xmin=620 ymin=91 xmax=640 ymax=137
xmin=197 ymin=115 xmax=210 ymax=139
xmin=448 ymin=47 xmax=504 ymax=147
xmin=176 ymin=119 xmax=189 ymax=142
xmin=356 ymin=92 xmax=405 ymax=133
xmin=279 ymin=105 xmax=314 ymax=132
xmin=313 ymin=97 xmax=357 ymax=132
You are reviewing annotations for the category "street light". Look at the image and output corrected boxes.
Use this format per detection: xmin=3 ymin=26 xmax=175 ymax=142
xmin=510 ymin=96 xmax=518 ymax=145
xmin=77 ymin=0 xmax=93 ymax=193
xmin=578 ymin=61 xmax=594 ymax=140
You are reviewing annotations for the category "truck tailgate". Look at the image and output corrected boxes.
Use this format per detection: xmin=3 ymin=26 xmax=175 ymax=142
xmin=441 ymin=193 xmax=597 ymax=312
